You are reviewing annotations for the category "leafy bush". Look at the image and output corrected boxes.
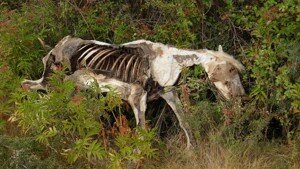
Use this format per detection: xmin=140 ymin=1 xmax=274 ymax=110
xmin=228 ymin=0 xmax=300 ymax=141
xmin=8 ymin=71 xmax=156 ymax=167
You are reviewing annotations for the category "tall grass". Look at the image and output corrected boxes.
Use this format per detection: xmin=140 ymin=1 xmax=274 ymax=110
xmin=144 ymin=135 xmax=299 ymax=169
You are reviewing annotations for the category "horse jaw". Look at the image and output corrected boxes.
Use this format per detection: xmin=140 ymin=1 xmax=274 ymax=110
xmin=213 ymin=74 xmax=245 ymax=99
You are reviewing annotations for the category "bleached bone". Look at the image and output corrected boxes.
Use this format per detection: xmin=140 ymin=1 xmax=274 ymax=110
xmin=131 ymin=57 xmax=141 ymax=80
xmin=111 ymin=53 xmax=127 ymax=71
xmin=82 ymin=48 xmax=102 ymax=65
xmin=117 ymin=54 xmax=132 ymax=79
xmin=218 ymin=45 xmax=223 ymax=52
xmin=104 ymin=57 xmax=111 ymax=70
xmin=125 ymin=55 xmax=137 ymax=82
xmin=94 ymin=48 xmax=115 ymax=66
xmin=78 ymin=46 xmax=96 ymax=62
xmin=78 ymin=44 xmax=91 ymax=51
xmin=89 ymin=49 xmax=117 ymax=68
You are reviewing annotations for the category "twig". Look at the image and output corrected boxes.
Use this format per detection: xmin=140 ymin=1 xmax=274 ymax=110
xmin=155 ymin=104 xmax=167 ymax=135
xmin=227 ymin=18 xmax=245 ymax=54
xmin=68 ymin=1 xmax=96 ymax=39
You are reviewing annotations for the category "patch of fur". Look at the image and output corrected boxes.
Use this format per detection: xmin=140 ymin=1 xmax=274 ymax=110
xmin=201 ymin=50 xmax=245 ymax=72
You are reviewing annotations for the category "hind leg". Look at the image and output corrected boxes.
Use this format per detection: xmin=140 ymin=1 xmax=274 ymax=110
xmin=127 ymin=85 xmax=147 ymax=128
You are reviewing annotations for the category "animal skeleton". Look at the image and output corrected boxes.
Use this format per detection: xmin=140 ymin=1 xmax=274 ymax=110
xmin=22 ymin=36 xmax=245 ymax=149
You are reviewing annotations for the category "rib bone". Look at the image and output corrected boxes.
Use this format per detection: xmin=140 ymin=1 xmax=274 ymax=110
xmin=131 ymin=57 xmax=141 ymax=81
xmin=111 ymin=53 xmax=127 ymax=71
xmin=82 ymin=48 xmax=102 ymax=65
xmin=89 ymin=48 xmax=114 ymax=68
xmin=92 ymin=49 xmax=119 ymax=69
xmin=117 ymin=54 xmax=132 ymax=79
xmin=78 ymin=46 xmax=98 ymax=63
xmin=124 ymin=54 xmax=137 ymax=82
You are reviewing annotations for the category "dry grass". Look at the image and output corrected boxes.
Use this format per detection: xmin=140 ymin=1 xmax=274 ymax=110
xmin=143 ymin=134 xmax=300 ymax=169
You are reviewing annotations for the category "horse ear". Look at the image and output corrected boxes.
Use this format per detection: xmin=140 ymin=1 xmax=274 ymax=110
xmin=218 ymin=45 xmax=223 ymax=52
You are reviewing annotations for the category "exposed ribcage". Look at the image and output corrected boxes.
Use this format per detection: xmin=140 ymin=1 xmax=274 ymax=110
xmin=71 ymin=43 xmax=149 ymax=84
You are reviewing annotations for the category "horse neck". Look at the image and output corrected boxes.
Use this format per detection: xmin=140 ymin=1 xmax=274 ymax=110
xmin=171 ymin=48 xmax=214 ymax=71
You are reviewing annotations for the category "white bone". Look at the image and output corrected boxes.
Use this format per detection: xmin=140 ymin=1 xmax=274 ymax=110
xmin=82 ymin=48 xmax=101 ymax=64
xmin=131 ymin=57 xmax=141 ymax=79
xmin=218 ymin=45 xmax=223 ymax=52
xmin=90 ymin=40 xmax=111 ymax=46
xmin=117 ymin=54 xmax=132 ymax=78
xmin=111 ymin=53 xmax=127 ymax=71
xmin=78 ymin=46 xmax=96 ymax=62
xmin=90 ymin=49 xmax=117 ymax=68
xmin=93 ymin=49 xmax=116 ymax=69
xmin=124 ymin=55 xmax=137 ymax=82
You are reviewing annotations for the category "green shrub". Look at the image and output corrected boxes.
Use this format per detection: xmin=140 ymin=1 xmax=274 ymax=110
xmin=228 ymin=0 xmax=300 ymax=141
xmin=9 ymin=71 xmax=156 ymax=167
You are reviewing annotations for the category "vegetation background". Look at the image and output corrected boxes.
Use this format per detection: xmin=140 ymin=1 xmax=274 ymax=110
xmin=0 ymin=0 xmax=299 ymax=168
